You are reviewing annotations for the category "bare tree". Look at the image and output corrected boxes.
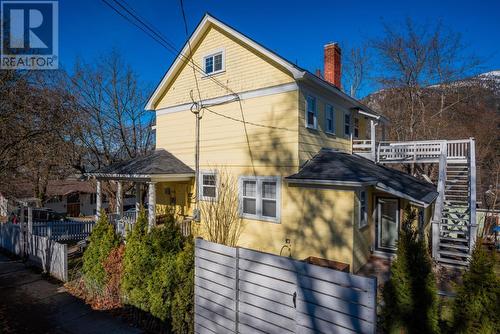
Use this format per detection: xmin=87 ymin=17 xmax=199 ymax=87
xmin=368 ymin=18 xmax=482 ymax=141
xmin=199 ymin=168 xmax=243 ymax=247
xmin=342 ymin=45 xmax=371 ymax=98
xmin=67 ymin=51 xmax=155 ymax=172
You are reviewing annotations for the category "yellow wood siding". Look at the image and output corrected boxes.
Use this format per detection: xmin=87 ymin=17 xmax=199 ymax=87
xmin=155 ymin=25 xmax=295 ymax=110
xmin=156 ymin=90 xmax=299 ymax=170
xmin=297 ymin=85 xmax=369 ymax=164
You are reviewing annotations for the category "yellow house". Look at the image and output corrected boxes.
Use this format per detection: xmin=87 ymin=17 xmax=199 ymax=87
xmin=89 ymin=14 xmax=439 ymax=273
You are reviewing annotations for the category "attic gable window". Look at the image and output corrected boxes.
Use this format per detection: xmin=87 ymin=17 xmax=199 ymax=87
xmin=203 ymin=51 xmax=224 ymax=75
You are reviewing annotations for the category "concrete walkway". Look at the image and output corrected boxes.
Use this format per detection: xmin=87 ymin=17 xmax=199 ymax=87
xmin=0 ymin=253 xmax=141 ymax=334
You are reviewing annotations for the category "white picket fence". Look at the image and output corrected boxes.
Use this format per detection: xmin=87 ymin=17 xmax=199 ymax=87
xmin=0 ymin=223 xmax=68 ymax=281
xmin=194 ymin=238 xmax=377 ymax=334
xmin=32 ymin=220 xmax=95 ymax=241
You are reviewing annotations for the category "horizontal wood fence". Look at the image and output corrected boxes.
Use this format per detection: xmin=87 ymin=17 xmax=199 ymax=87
xmin=32 ymin=220 xmax=95 ymax=241
xmin=194 ymin=238 xmax=377 ymax=334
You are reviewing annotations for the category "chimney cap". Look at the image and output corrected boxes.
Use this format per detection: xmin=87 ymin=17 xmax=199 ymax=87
xmin=324 ymin=42 xmax=339 ymax=48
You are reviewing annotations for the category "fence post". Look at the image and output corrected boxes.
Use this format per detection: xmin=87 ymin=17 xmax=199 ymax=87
xmin=234 ymin=246 xmax=240 ymax=333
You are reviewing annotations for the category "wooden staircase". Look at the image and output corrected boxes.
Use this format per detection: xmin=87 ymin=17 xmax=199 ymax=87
xmin=432 ymin=139 xmax=477 ymax=267
xmin=353 ymin=137 xmax=477 ymax=267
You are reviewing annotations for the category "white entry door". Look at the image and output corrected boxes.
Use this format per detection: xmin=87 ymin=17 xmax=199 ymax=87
xmin=377 ymin=198 xmax=399 ymax=251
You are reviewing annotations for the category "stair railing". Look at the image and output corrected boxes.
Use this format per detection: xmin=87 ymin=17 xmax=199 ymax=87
xmin=469 ymin=137 xmax=477 ymax=252
xmin=431 ymin=142 xmax=447 ymax=260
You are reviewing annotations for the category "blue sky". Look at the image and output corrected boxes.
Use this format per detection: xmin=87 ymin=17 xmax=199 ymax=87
xmin=60 ymin=0 xmax=500 ymax=96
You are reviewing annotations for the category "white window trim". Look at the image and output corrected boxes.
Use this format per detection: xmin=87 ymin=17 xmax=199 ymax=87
xmin=305 ymin=95 xmax=318 ymax=130
xmin=202 ymin=48 xmax=225 ymax=76
xmin=358 ymin=189 xmax=368 ymax=228
xmin=325 ymin=104 xmax=336 ymax=135
xmin=239 ymin=176 xmax=281 ymax=223
xmin=199 ymin=170 xmax=218 ymax=201
xmin=343 ymin=110 xmax=352 ymax=137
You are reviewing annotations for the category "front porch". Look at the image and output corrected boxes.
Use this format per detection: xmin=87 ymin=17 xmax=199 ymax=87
xmin=87 ymin=149 xmax=196 ymax=236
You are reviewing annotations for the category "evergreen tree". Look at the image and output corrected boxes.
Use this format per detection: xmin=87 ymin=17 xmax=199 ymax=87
xmin=451 ymin=241 xmax=500 ymax=333
xmin=382 ymin=207 xmax=440 ymax=334
xmin=171 ymin=239 xmax=195 ymax=334
xmin=121 ymin=207 xmax=151 ymax=311
xmin=82 ymin=210 xmax=119 ymax=291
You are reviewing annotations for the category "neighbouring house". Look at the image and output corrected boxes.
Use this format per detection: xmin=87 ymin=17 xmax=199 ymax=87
xmin=0 ymin=179 xmax=136 ymax=218
xmin=88 ymin=14 xmax=477 ymax=271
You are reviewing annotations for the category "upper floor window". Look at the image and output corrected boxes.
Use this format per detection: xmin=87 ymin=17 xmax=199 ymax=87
xmin=344 ymin=111 xmax=351 ymax=136
xmin=353 ymin=117 xmax=360 ymax=138
xmin=240 ymin=176 xmax=280 ymax=222
xmin=358 ymin=190 xmax=368 ymax=228
xmin=203 ymin=51 xmax=224 ymax=75
xmin=200 ymin=171 xmax=217 ymax=200
xmin=306 ymin=95 xmax=317 ymax=129
xmin=325 ymin=104 xmax=336 ymax=134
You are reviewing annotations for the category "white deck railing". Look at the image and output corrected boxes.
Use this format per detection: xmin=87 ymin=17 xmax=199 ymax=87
xmin=353 ymin=139 xmax=470 ymax=163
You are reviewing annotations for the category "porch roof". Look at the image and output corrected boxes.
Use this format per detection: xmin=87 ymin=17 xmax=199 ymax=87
xmin=87 ymin=149 xmax=194 ymax=182
xmin=285 ymin=149 xmax=438 ymax=207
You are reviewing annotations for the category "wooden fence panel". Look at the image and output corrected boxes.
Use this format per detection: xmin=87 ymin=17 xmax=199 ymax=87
xmin=194 ymin=238 xmax=377 ymax=334
xmin=32 ymin=220 xmax=95 ymax=241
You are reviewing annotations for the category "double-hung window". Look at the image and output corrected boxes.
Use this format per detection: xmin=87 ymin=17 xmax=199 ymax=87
xmin=240 ymin=176 xmax=280 ymax=222
xmin=353 ymin=117 xmax=360 ymax=138
xmin=358 ymin=190 xmax=368 ymax=228
xmin=325 ymin=104 xmax=335 ymax=134
xmin=203 ymin=51 xmax=224 ymax=75
xmin=305 ymin=95 xmax=317 ymax=129
xmin=200 ymin=171 xmax=217 ymax=200
xmin=344 ymin=111 xmax=351 ymax=137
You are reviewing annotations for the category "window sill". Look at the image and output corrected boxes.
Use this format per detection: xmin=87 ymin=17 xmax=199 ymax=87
xmin=325 ymin=131 xmax=336 ymax=137
xmin=305 ymin=125 xmax=318 ymax=131
xmin=201 ymin=70 xmax=226 ymax=79
xmin=241 ymin=214 xmax=280 ymax=224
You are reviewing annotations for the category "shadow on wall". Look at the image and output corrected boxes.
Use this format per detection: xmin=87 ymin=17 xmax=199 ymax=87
xmin=241 ymin=99 xmax=354 ymax=265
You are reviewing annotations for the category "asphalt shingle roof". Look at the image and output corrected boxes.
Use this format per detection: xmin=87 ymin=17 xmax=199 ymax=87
xmin=286 ymin=149 xmax=438 ymax=206
xmin=91 ymin=149 xmax=194 ymax=177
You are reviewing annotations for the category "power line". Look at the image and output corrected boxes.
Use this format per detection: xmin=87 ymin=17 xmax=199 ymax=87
xmin=100 ymin=0 xmax=294 ymax=135
xmin=103 ymin=0 xmax=238 ymax=97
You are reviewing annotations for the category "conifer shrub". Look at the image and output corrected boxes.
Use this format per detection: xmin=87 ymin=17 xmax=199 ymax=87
xmin=382 ymin=207 xmax=440 ymax=334
xmin=122 ymin=208 xmax=189 ymax=328
xmin=82 ymin=210 xmax=119 ymax=293
xmin=171 ymin=239 xmax=195 ymax=334
xmin=121 ymin=207 xmax=151 ymax=311
xmin=451 ymin=241 xmax=500 ymax=333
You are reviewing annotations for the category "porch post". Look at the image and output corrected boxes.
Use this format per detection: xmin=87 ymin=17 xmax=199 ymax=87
xmin=370 ymin=120 xmax=377 ymax=162
xmin=147 ymin=182 xmax=156 ymax=231
xmin=116 ymin=181 xmax=123 ymax=216
xmin=96 ymin=179 xmax=102 ymax=220
xmin=135 ymin=183 xmax=142 ymax=211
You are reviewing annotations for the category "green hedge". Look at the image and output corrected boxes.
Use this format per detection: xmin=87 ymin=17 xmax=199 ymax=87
xmin=82 ymin=210 xmax=119 ymax=292
xmin=121 ymin=208 xmax=194 ymax=333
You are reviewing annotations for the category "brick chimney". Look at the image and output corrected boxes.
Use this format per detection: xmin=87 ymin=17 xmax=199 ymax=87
xmin=324 ymin=43 xmax=341 ymax=88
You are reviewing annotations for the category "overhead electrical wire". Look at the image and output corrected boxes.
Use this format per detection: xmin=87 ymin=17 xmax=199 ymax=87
xmin=100 ymin=0 xmax=296 ymax=135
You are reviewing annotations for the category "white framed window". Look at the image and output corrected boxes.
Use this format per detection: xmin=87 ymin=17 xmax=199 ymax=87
xmin=344 ymin=111 xmax=351 ymax=137
xmin=305 ymin=95 xmax=317 ymax=129
xmin=239 ymin=176 xmax=280 ymax=222
xmin=353 ymin=116 xmax=360 ymax=138
xmin=203 ymin=50 xmax=224 ymax=75
xmin=358 ymin=190 xmax=368 ymax=228
xmin=325 ymin=104 xmax=336 ymax=134
xmin=200 ymin=171 xmax=217 ymax=200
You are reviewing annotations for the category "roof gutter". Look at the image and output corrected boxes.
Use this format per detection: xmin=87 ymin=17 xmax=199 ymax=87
xmin=285 ymin=178 xmax=374 ymax=188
